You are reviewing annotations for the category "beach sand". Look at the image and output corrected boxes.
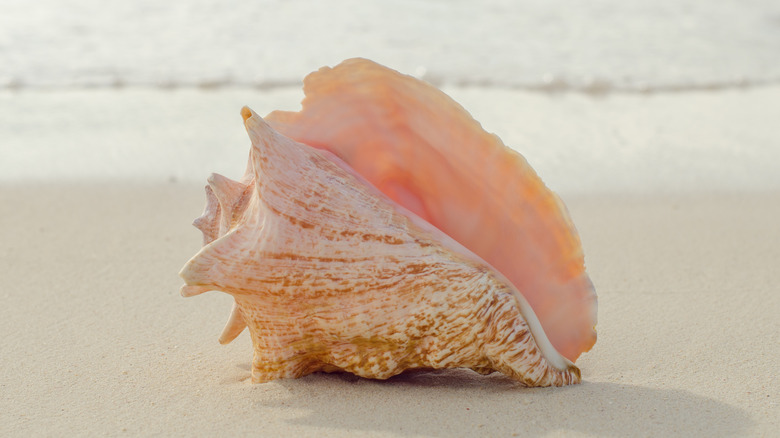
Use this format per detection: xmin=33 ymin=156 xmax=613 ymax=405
xmin=1 ymin=183 xmax=777 ymax=436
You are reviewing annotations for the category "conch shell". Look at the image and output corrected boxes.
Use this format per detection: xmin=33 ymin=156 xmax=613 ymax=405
xmin=179 ymin=59 xmax=596 ymax=387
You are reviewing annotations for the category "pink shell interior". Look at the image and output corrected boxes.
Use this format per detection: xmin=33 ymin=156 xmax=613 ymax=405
xmin=265 ymin=58 xmax=597 ymax=361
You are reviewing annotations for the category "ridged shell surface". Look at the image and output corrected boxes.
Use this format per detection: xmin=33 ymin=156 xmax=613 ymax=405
xmin=180 ymin=108 xmax=581 ymax=386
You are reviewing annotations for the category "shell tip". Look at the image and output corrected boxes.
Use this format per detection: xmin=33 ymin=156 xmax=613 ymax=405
xmin=241 ymin=106 xmax=253 ymax=123
xmin=240 ymin=106 xmax=274 ymax=141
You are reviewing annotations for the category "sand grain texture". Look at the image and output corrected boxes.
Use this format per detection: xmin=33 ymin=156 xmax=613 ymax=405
xmin=1 ymin=185 xmax=777 ymax=436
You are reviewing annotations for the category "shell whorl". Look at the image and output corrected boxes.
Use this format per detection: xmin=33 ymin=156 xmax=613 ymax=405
xmin=188 ymin=147 xmax=256 ymax=340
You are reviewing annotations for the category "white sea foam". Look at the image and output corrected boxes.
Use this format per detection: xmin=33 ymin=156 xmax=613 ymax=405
xmin=1 ymin=0 xmax=779 ymax=91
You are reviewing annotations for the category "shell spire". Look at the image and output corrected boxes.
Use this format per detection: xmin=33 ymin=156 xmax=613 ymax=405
xmin=185 ymin=140 xmax=256 ymax=342
xmin=192 ymin=185 xmax=220 ymax=246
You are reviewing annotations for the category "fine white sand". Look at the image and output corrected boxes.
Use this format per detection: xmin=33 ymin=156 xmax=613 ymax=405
xmin=1 ymin=188 xmax=777 ymax=436
xmin=1 ymin=87 xmax=778 ymax=436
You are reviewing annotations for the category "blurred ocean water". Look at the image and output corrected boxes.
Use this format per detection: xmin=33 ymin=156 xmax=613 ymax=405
xmin=2 ymin=0 xmax=779 ymax=91
xmin=1 ymin=0 xmax=779 ymax=192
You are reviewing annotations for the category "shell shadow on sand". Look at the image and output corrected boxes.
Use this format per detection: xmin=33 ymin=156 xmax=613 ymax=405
xmin=247 ymin=370 xmax=752 ymax=437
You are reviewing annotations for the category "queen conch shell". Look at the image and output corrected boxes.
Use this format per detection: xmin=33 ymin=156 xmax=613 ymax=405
xmin=179 ymin=59 xmax=596 ymax=387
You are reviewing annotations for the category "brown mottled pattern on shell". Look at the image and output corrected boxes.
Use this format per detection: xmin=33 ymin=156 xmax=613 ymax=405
xmin=181 ymin=110 xmax=580 ymax=387
xmin=236 ymin=271 xmax=579 ymax=386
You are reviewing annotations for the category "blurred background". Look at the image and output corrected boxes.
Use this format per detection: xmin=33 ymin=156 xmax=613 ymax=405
xmin=1 ymin=0 xmax=779 ymax=193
